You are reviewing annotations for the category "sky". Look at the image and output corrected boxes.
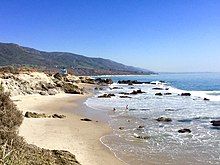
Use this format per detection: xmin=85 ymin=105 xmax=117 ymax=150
xmin=0 ymin=0 xmax=220 ymax=72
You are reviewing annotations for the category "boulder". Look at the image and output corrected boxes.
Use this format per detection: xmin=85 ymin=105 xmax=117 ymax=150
xmin=98 ymin=93 xmax=115 ymax=98
xmin=24 ymin=111 xmax=47 ymax=118
xmin=81 ymin=118 xmax=92 ymax=121
xmin=130 ymin=89 xmax=145 ymax=95
xmin=164 ymin=93 xmax=172 ymax=95
xmin=156 ymin=117 xmax=172 ymax=122
xmin=52 ymin=114 xmax=66 ymax=118
xmin=133 ymin=133 xmax=149 ymax=139
xmin=181 ymin=93 xmax=191 ymax=96
xmin=204 ymin=98 xmax=210 ymax=101
xmin=178 ymin=128 xmax=191 ymax=133
xmin=155 ymin=93 xmax=163 ymax=96
xmin=211 ymin=120 xmax=220 ymax=126
xmin=39 ymin=91 xmax=48 ymax=95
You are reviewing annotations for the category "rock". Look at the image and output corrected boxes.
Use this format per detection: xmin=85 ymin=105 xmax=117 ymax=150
xmin=24 ymin=111 xmax=47 ymax=118
xmin=52 ymin=114 xmax=66 ymax=118
xmin=178 ymin=128 xmax=191 ymax=133
xmin=95 ymin=78 xmax=113 ymax=85
xmin=119 ymin=96 xmax=131 ymax=98
xmin=48 ymin=89 xmax=57 ymax=95
xmin=138 ymin=125 xmax=145 ymax=129
xmin=119 ymin=127 xmax=124 ymax=130
xmin=204 ymin=98 xmax=210 ymax=101
xmin=155 ymin=93 xmax=163 ymax=96
xmin=156 ymin=117 xmax=172 ymax=122
xmin=39 ymin=91 xmax=48 ymax=95
xmin=152 ymin=87 xmax=164 ymax=90
xmin=111 ymin=87 xmax=122 ymax=90
xmin=80 ymin=118 xmax=92 ymax=121
xmin=133 ymin=133 xmax=149 ymax=139
xmin=181 ymin=93 xmax=191 ymax=96
xmin=211 ymin=120 xmax=220 ymax=126
xmin=130 ymin=89 xmax=145 ymax=95
xmin=98 ymin=93 xmax=115 ymax=98
xmin=164 ymin=93 xmax=172 ymax=95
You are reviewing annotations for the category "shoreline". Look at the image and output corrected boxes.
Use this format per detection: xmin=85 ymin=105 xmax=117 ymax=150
xmin=13 ymin=84 xmax=126 ymax=165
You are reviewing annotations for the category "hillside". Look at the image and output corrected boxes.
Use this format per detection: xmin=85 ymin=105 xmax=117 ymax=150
xmin=0 ymin=42 xmax=154 ymax=76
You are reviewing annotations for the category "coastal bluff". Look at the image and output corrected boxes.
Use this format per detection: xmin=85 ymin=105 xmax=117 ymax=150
xmin=0 ymin=71 xmax=92 ymax=96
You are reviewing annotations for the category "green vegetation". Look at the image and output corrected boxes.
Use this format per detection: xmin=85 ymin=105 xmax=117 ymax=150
xmin=0 ymin=42 xmax=154 ymax=76
xmin=0 ymin=86 xmax=80 ymax=165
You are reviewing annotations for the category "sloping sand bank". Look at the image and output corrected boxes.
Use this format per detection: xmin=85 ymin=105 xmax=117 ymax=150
xmin=13 ymin=93 xmax=126 ymax=165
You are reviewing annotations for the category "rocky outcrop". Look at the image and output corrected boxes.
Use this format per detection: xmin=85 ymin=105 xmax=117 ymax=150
xmin=0 ymin=72 xmax=84 ymax=96
xmin=24 ymin=111 xmax=66 ymax=118
xmin=211 ymin=120 xmax=220 ymax=126
xmin=95 ymin=78 xmax=113 ymax=85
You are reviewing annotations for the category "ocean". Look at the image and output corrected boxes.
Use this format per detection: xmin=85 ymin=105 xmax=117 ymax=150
xmin=85 ymin=73 xmax=220 ymax=165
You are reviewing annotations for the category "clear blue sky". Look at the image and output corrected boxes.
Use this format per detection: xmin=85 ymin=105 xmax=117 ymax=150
xmin=0 ymin=0 xmax=220 ymax=72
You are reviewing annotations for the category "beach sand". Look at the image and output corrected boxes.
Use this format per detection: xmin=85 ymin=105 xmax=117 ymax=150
xmin=13 ymin=86 xmax=126 ymax=165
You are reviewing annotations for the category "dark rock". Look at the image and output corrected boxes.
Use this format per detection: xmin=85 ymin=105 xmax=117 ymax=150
xmin=119 ymin=96 xmax=131 ymax=98
xmin=119 ymin=127 xmax=124 ymax=130
xmin=156 ymin=117 xmax=172 ymax=122
xmin=96 ymin=78 xmax=113 ymax=85
xmin=204 ymin=98 xmax=210 ymax=101
xmin=130 ymin=89 xmax=145 ymax=95
xmin=181 ymin=93 xmax=191 ymax=96
xmin=111 ymin=87 xmax=122 ymax=90
xmin=81 ymin=118 xmax=92 ymax=121
xmin=164 ymin=93 xmax=172 ymax=95
xmin=178 ymin=128 xmax=191 ymax=133
xmin=165 ymin=109 xmax=176 ymax=112
xmin=98 ymin=93 xmax=115 ymax=98
xmin=152 ymin=87 xmax=164 ymax=90
xmin=52 ymin=114 xmax=66 ymax=118
xmin=211 ymin=120 xmax=220 ymax=126
xmin=138 ymin=125 xmax=145 ymax=129
xmin=39 ymin=91 xmax=47 ymax=95
xmin=155 ymin=93 xmax=163 ymax=96
xmin=25 ymin=111 xmax=47 ymax=118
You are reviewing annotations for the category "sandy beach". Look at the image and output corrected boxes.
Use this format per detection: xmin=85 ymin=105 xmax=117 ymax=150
xmin=12 ymin=86 xmax=126 ymax=165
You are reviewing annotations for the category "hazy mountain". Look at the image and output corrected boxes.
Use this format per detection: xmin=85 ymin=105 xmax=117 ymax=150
xmin=0 ymin=42 xmax=154 ymax=75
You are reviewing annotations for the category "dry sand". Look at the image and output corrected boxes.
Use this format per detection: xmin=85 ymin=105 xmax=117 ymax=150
xmin=12 ymin=88 xmax=126 ymax=165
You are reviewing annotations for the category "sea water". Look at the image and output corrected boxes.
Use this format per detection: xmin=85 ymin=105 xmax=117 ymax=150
xmin=85 ymin=73 xmax=220 ymax=165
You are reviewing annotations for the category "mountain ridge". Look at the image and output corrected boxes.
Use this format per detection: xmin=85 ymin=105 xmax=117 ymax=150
xmin=0 ymin=42 xmax=154 ymax=76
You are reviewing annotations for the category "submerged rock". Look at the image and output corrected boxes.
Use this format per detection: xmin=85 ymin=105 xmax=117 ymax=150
xmin=156 ymin=117 xmax=172 ymax=122
xmin=178 ymin=128 xmax=191 ymax=133
xmin=204 ymin=98 xmax=210 ymax=101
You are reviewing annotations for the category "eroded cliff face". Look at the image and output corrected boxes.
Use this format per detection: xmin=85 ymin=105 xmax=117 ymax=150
xmin=0 ymin=72 xmax=83 ymax=96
